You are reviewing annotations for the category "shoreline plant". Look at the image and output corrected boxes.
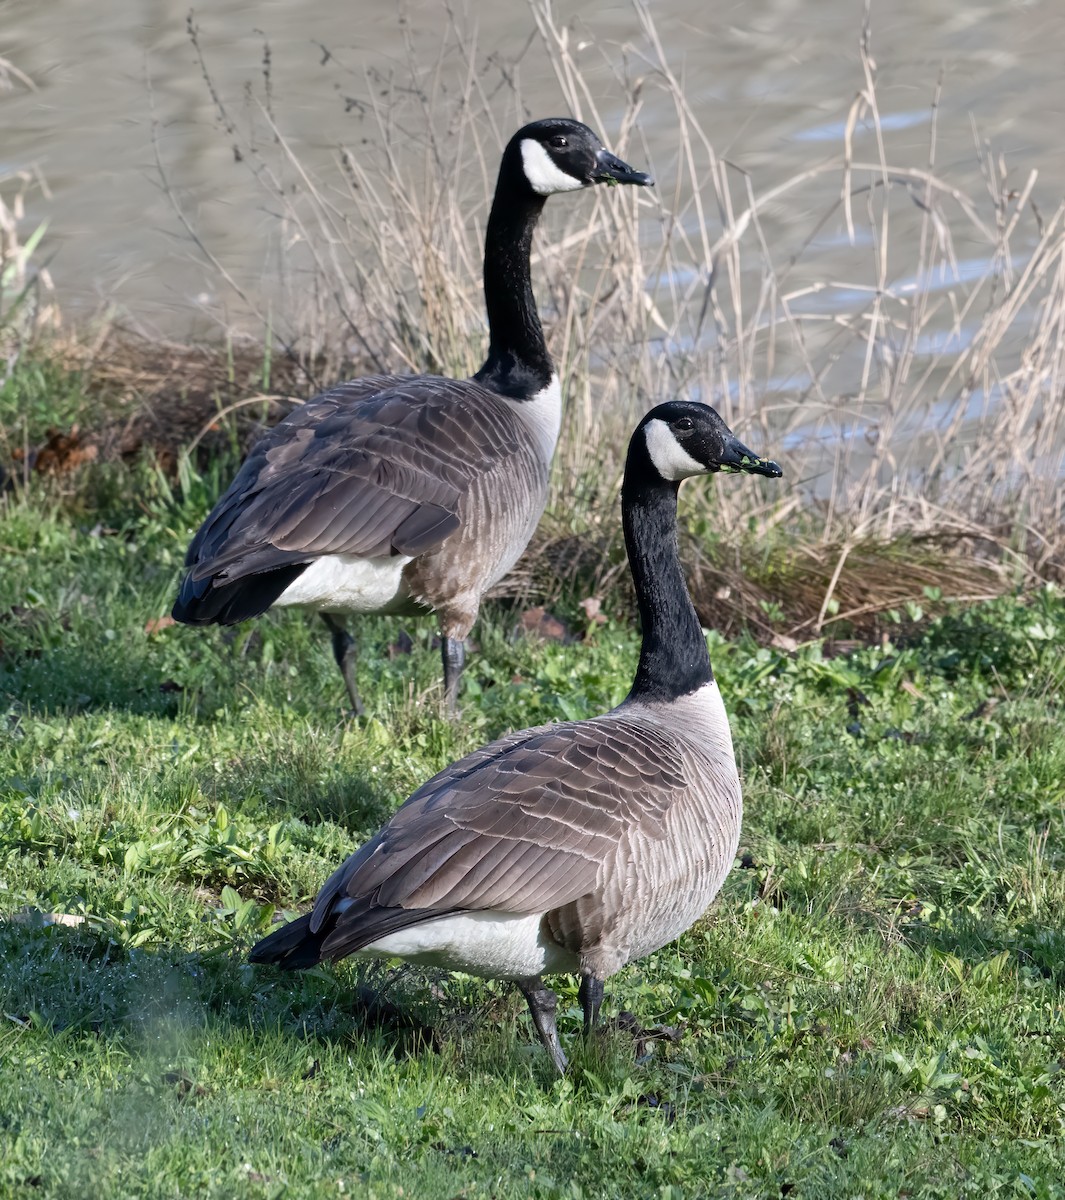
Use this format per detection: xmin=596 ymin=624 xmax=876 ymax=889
xmin=4 ymin=3 xmax=1062 ymax=635
xmin=1 ymin=5 xmax=1065 ymax=1194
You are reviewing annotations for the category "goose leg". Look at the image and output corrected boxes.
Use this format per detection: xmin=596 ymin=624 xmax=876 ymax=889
xmin=578 ymin=975 xmax=604 ymax=1036
xmin=441 ymin=636 xmax=466 ymax=714
xmin=320 ymin=613 xmax=365 ymax=716
xmin=517 ymin=977 xmax=567 ymax=1074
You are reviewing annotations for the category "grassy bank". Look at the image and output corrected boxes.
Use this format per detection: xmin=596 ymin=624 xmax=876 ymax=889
xmin=2 ymin=357 xmax=1064 ymax=1198
xmin=4 ymin=1 xmax=1064 ymax=635
xmin=3 ymin=4 xmax=1065 ymax=1192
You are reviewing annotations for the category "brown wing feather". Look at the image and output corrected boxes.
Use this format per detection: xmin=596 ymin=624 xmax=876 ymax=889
xmin=183 ymin=374 xmax=527 ymax=583
xmin=306 ymin=715 xmax=690 ymax=952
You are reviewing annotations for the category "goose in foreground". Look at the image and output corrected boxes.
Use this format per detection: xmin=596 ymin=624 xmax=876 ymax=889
xmin=250 ymin=401 xmax=782 ymax=1071
xmin=171 ymin=118 xmax=652 ymax=713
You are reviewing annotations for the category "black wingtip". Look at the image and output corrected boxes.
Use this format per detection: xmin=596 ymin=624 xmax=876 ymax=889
xmin=171 ymin=563 xmax=309 ymax=626
xmin=249 ymin=913 xmax=323 ymax=970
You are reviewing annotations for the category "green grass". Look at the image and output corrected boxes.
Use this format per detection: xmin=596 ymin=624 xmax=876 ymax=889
xmin=2 ymin=371 xmax=1065 ymax=1198
xmin=0 ymin=356 xmax=100 ymax=448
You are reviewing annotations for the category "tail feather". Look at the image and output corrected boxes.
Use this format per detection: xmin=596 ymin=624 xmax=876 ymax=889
xmin=249 ymin=913 xmax=327 ymax=970
xmin=172 ymin=563 xmax=307 ymax=626
xmin=250 ymin=904 xmax=459 ymax=971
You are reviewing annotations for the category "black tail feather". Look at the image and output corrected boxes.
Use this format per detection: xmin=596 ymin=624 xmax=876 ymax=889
xmin=249 ymin=913 xmax=327 ymax=970
xmin=172 ymin=563 xmax=308 ymax=626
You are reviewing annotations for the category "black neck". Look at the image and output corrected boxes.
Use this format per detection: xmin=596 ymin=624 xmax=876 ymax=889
xmin=472 ymin=178 xmax=554 ymax=399
xmin=622 ymin=462 xmax=713 ymax=704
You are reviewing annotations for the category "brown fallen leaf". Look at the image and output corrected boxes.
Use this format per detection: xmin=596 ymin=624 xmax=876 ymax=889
xmin=144 ymin=615 xmax=176 ymax=635
xmin=31 ymin=426 xmax=99 ymax=474
xmin=519 ymin=606 xmax=571 ymax=642
xmin=161 ymin=1071 xmax=207 ymax=1099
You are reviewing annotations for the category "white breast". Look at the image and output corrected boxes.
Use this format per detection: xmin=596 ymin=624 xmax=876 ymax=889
xmin=352 ymin=910 xmax=579 ymax=980
xmin=502 ymin=374 xmax=563 ymax=465
xmin=276 ymin=553 xmax=413 ymax=614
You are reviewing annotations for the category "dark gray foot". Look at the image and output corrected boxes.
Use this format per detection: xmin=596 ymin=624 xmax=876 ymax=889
xmin=441 ymin=635 xmax=466 ymax=715
xmin=517 ymin=977 xmax=567 ymax=1074
xmin=320 ymin=613 xmax=365 ymax=716
xmin=578 ymin=975 xmax=605 ymax=1036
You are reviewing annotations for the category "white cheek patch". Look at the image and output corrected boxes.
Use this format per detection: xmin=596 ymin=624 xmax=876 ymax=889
xmin=643 ymin=418 xmax=706 ymax=481
xmin=520 ymin=139 xmax=586 ymax=195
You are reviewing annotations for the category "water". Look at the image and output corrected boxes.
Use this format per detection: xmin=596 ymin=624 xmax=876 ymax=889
xmin=3 ymin=0 xmax=1064 ymax=510
xmin=2 ymin=0 xmax=1063 ymax=332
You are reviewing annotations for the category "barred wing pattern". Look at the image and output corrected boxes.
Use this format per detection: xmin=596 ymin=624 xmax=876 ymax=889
xmin=304 ymin=715 xmax=703 ymax=962
xmin=181 ymin=375 xmax=529 ymax=588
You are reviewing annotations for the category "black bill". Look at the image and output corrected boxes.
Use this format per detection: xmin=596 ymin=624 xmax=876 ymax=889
xmin=593 ymin=147 xmax=654 ymax=187
xmin=718 ymin=435 xmax=783 ymax=478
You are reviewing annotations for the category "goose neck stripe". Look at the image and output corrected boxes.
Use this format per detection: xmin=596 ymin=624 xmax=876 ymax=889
xmin=520 ymin=139 xmax=585 ymax=196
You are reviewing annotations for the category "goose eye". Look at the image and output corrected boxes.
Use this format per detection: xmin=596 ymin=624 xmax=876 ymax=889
xmin=549 ymin=135 xmax=568 ymax=149
xmin=673 ymin=416 xmax=695 ymax=432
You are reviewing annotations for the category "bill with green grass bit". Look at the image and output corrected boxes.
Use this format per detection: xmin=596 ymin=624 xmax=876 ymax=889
xmin=250 ymin=401 xmax=781 ymax=1073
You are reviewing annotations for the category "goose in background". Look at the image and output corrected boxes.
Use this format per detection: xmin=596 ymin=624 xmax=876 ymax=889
xmin=250 ymin=401 xmax=782 ymax=1072
xmin=171 ymin=118 xmax=652 ymax=713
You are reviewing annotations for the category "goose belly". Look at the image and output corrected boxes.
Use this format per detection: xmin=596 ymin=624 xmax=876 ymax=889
xmin=353 ymin=911 xmax=579 ymax=979
xmin=276 ymin=553 xmax=414 ymax=614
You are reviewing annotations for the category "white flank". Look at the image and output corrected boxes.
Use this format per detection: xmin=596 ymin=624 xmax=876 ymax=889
xmin=520 ymin=139 xmax=586 ymax=195
xmin=643 ymin=418 xmax=706 ymax=481
xmin=353 ymin=910 xmax=579 ymax=979
xmin=504 ymin=373 xmax=563 ymax=463
xmin=276 ymin=553 xmax=412 ymax=613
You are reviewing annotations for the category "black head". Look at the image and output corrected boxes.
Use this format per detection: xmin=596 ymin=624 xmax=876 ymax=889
xmin=503 ymin=117 xmax=653 ymax=198
xmin=631 ymin=401 xmax=783 ymax=485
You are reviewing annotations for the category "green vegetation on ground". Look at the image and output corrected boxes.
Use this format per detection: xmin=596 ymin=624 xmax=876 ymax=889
xmin=2 ymin=360 xmax=1064 ymax=1199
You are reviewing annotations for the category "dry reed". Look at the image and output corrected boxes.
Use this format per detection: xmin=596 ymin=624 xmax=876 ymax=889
xmin=14 ymin=3 xmax=1065 ymax=633
xmin=0 ymin=169 xmax=59 ymax=365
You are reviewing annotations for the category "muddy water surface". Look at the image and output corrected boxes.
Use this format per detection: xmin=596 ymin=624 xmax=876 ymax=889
xmin=2 ymin=0 xmax=1063 ymax=332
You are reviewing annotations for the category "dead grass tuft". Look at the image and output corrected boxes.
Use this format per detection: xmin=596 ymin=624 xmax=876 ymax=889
xmin=688 ymin=534 xmax=1005 ymax=640
xmin=1 ymin=168 xmax=59 ymax=360
xmin=498 ymin=517 xmax=1005 ymax=638
xmin=43 ymin=329 xmax=320 ymax=472
xmin=5 ymin=4 xmax=1064 ymax=637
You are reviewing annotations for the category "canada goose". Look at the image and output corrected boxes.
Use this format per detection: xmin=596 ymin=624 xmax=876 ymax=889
xmin=172 ymin=118 xmax=652 ymax=713
xmin=250 ymin=401 xmax=782 ymax=1072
